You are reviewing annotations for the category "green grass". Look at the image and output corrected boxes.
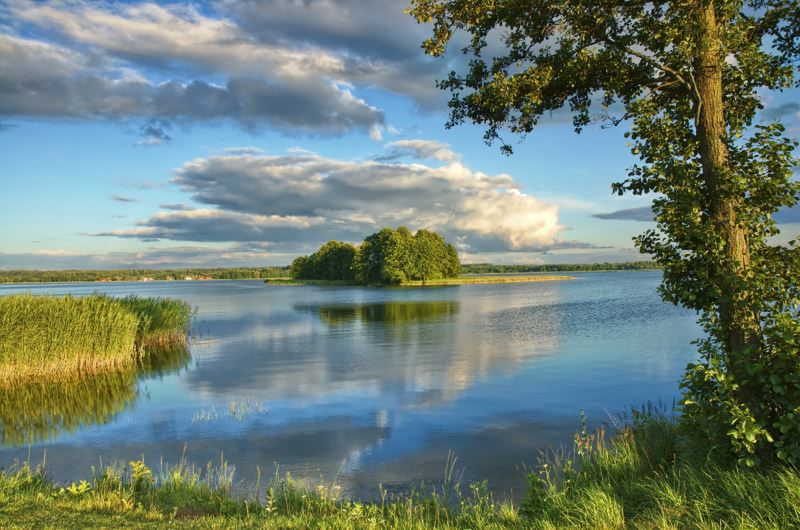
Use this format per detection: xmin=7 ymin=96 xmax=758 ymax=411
xmin=523 ymin=408 xmax=800 ymax=528
xmin=2 ymin=411 xmax=798 ymax=528
xmin=0 ymin=294 xmax=192 ymax=385
xmin=117 ymin=296 xmax=193 ymax=353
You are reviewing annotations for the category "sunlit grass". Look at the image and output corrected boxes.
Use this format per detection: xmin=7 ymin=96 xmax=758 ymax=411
xmin=0 ymin=294 xmax=192 ymax=386
xmin=117 ymin=296 xmax=193 ymax=353
xmin=192 ymin=399 xmax=267 ymax=423
xmin=2 ymin=409 xmax=799 ymax=528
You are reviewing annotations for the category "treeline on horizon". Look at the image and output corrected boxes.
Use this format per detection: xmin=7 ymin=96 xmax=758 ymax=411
xmin=0 ymin=267 xmax=289 ymax=284
xmin=461 ymin=261 xmax=660 ymax=274
xmin=290 ymin=227 xmax=461 ymax=284
xmin=0 ymin=260 xmax=659 ymax=284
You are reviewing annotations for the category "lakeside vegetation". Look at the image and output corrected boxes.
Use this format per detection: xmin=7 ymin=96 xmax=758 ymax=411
xmin=2 ymin=411 xmax=798 ymax=528
xmin=0 ymin=294 xmax=192 ymax=386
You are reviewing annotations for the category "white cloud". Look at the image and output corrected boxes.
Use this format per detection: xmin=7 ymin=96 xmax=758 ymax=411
xmin=383 ymin=139 xmax=460 ymax=161
xmin=99 ymin=144 xmax=591 ymax=253
xmin=0 ymin=17 xmax=384 ymax=134
xmin=0 ymin=244 xmax=297 ymax=269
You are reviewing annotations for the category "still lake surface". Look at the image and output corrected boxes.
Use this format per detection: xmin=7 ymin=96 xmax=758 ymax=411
xmin=0 ymin=271 xmax=700 ymax=499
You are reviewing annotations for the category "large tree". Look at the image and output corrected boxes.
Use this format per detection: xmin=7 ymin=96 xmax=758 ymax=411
xmin=410 ymin=0 xmax=800 ymax=464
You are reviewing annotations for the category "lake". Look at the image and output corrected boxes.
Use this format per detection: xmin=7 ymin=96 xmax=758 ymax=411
xmin=0 ymin=271 xmax=700 ymax=500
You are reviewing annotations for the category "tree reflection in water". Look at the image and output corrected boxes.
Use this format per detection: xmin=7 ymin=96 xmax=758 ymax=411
xmin=0 ymin=345 xmax=190 ymax=447
xmin=299 ymin=301 xmax=460 ymax=326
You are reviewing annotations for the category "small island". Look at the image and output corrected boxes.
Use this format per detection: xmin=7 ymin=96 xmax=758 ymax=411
xmin=265 ymin=227 xmax=574 ymax=286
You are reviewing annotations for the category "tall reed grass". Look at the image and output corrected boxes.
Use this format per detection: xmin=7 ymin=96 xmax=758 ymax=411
xmin=0 ymin=294 xmax=192 ymax=385
xmin=117 ymin=296 xmax=193 ymax=353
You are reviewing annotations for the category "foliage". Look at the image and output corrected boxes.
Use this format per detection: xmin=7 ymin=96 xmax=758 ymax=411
xmin=410 ymin=0 xmax=800 ymax=465
xmin=0 ymin=294 xmax=192 ymax=385
xmin=354 ymin=227 xmax=461 ymax=284
xmin=0 ymin=267 xmax=289 ymax=284
xmin=289 ymin=241 xmax=357 ymax=281
xmin=353 ymin=227 xmax=413 ymax=284
xmin=291 ymin=228 xmax=461 ymax=285
xmin=3 ymin=412 xmax=800 ymax=528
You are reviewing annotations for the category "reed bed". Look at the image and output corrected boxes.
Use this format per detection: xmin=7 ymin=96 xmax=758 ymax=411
xmin=117 ymin=296 xmax=193 ymax=353
xmin=0 ymin=294 xmax=192 ymax=386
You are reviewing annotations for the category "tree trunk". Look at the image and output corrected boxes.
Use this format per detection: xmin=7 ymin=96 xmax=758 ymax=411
xmin=693 ymin=1 xmax=760 ymax=415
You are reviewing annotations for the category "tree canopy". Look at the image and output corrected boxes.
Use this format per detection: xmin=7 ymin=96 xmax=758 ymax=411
xmin=289 ymin=241 xmax=358 ymax=282
xmin=290 ymin=228 xmax=461 ymax=285
xmin=410 ymin=0 xmax=800 ymax=465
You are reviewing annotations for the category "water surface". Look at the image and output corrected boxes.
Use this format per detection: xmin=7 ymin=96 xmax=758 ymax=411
xmin=0 ymin=272 xmax=700 ymax=499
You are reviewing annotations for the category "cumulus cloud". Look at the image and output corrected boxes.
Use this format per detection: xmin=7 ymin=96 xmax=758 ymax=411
xmin=379 ymin=140 xmax=460 ymax=162
xmin=0 ymin=0 xmax=615 ymax=136
xmin=216 ymin=0 xmax=446 ymax=107
xmin=96 ymin=209 xmax=330 ymax=244
xmin=0 ymin=0 xmax=386 ymax=136
xmin=0 ymin=32 xmax=383 ymax=135
xmin=99 ymin=144 xmax=587 ymax=253
xmin=0 ymin=244 xmax=296 ymax=269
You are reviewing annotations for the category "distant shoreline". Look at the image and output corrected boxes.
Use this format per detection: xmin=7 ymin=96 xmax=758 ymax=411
xmin=0 ymin=262 xmax=659 ymax=285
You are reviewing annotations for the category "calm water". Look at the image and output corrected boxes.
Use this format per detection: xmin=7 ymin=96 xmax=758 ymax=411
xmin=0 ymin=272 xmax=700 ymax=499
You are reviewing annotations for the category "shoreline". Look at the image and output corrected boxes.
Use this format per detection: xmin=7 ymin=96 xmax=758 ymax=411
xmin=264 ymin=275 xmax=576 ymax=286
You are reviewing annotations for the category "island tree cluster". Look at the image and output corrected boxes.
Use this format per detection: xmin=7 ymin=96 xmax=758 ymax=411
xmin=290 ymin=227 xmax=461 ymax=284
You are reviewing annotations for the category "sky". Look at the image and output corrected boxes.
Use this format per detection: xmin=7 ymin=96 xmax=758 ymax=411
xmin=1 ymin=0 xmax=798 ymax=269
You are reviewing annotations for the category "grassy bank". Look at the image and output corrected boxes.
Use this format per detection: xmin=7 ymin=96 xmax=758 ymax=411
xmin=0 ymin=294 xmax=192 ymax=386
xmin=265 ymin=275 xmax=574 ymax=287
xmin=1 ymin=412 xmax=797 ymax=528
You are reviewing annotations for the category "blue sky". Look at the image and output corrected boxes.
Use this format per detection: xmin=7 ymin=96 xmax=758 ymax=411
xmin=1 ymin=0 xmax=798 ymax=269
